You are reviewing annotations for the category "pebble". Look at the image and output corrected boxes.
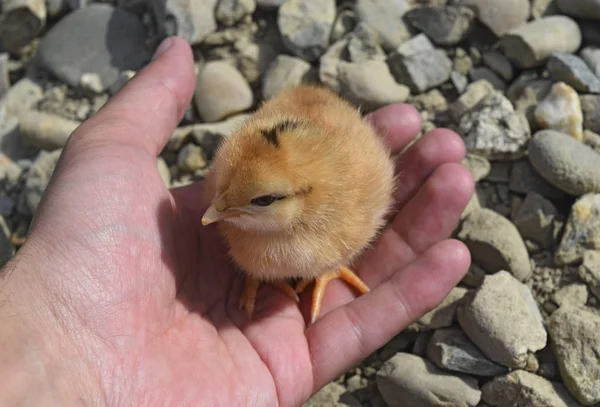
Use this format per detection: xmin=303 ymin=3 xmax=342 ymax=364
xmin=0 ymin=53 xmax=9 ymax=95
xmin=458 ymin=0 xmax=529 ymax=37
xmin=330 ymin=9 xmax=356 ymax=43
xmin=354 ymin=0 xmax=411 ymax=51
xmin=451 ymin=71 xmax=469 ymax=93
xmin=150 ymin=0 xmax=218 ymax=45
xmin=413 ymin=287 xmax=468 ymax=331
xmin=579 ymin=250 xmax=600 ymax=300
xmin=498 ymin=16 xmax=582 ymax=68
xmin=556 ymin=0 xmax=600 ymax=20
xmin=403 ymin=5 xmax=475 ymax=46
xmin=531 ymin=0 xmax=560 ymax=19
xmin=194 ymin=61 xmax=254 ymax=122
xmin=256 ymin=0 xmax=283 ymax=8
xmin=19 ymin=110 xmax=81 ymax=151
xmin=553 ymin=284 xmax=589 ymax=308
xmin=549 ymin=306 xmax=600 ymax=405
xmin=457 ymin=271 xmax=547 ymax=369
xmin=469 ymin=67 xmax=505 ymax=91
xmin=262 ymin=55 xmax=313 ymax=100
xmin=37 ymin=4 xmax=149 ymax=90
xmin=513 ymin=191 xmax=560 ymax=249
xmin=24 ymin=149 xmax=62 ymax=214
xmin=580 ymin=94 xmax=600 ymax=134
xmin=449 ymin=79 xmax=494 ymax=122
xmin=458 ymin=208 xmax=532 ymax=280
xmin=0 ymin=0 xmax=46 ymax=52
xmin=0 ymin=77 xmax=43 ymax=118
xmin=346 ymin=22 xmax=386 ymax=63
xmin=216 ymin=0 xmax=256 ymax=26
xmin=528 ymin=130 xmax=600 ymax=196
xmin=482 ymin=370 xmax=585 ymax=407
xmin=482 ymin=50 xmax=514 ymax=82
xmin=458 ymin=91 xmax=531 ymax=160
xmin=387 ymin=45 xmax=452 ymax=93
xmin=555 ymin=193 xmax=600 ymax=265
xmin=302 ymin=381 xmax=355 ymax=406
xmin=337 ymin=60 xmax=410 ymax=111
xmin=427 ymin=328 xmax=508 ymax=377
xmin=581 ymin=47 xmax=600 ymax=78
xmin=584 ymin=129 xmax=600 ymax=153
xmin=277 ymin=0 xmax=336 ymax=62
xmin=507 ymin=73 xmax=553 ymax=131
xmin=509 ymin=160 xmax=565 ymax=200
xmin=376 ymin=352 xmax=481 ymax=407
xmin=534 ymin=82 xmax=583 ymax=141
xmin=167 ymin=114 xmax=250 ymax=152
xmin=548 ymin=52 xmax=600 ymax=94
xmin=177 ymin=144 xmax=207 ymax=173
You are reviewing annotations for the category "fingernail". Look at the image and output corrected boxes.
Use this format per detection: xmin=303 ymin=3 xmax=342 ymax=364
xmin=152 ymin=37 xmax=174 ymax=61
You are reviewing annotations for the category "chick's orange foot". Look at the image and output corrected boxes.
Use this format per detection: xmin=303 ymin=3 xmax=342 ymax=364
xmin=296 ymin=267 xmax=370 ymax=323
xmin=239 ymin=276 xmax=299 ymax=318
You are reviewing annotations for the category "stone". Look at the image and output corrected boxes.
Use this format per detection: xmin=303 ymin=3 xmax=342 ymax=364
xmin=469 ymin=67 xmax=505 ymax=91
xmin=216 ymin=0 xmax=256 ymax=26
xmin=277 ymin=0 xmax=336 ymax=62
xmin=498 ymin=16 xmax=582 ymax=69
xmin=507 ymin=73 xmax=553 ymax=131
xmin=509 ymin=160 xmax=565 ymax=200
xmin=19 ymin=110 xmax=81 ymax=151
xmin=396 ymin=33 xmax=435 ymax=57
xmin=555 ymin=193 xmax=600 ymax=265
xmin=0 ymin=54 xmax=9 ymax=96
xmin=0 ymin=77 xmax=43 ymax=118
xmin=553 ymin=284 xmax=589 ymax=308
xmin=458 ymin=208 xmax=531 ymax=280
xmin=584 ymin=129 xmax=600 ymax=153
xmin=414 ymin=287 xmax=468 ymax=331
xmin=150 ymin=0 xmax=218 ymax=45
xmin=457 ymin=0 xmax=529 ymax=37
xmin=427 ymin=328 xmax=508 ymax=377
xmin=528 ymin=130 xmax=600 ymax=196
xmin=449 ymin=79 xmax=495 ymax=122
xmin=337 ymin=60 xmax=410 ymax=112
xmin=531 ymin=0 xmax=560 ymax=18
xmin=549 ymin=306 xmax=600 ymax=405
xmin=256 ymin=0 xmax=283 ymax=8
xmin=451 ymin=71 xmax=468 ymax=93
xmin=194 ymin=61 xmax=253 ymax=123
xmin=0 ymin=0 xmax=46 ymax=52
xmin=376 ymin=353 xmax=481 ymax=407
xmin=457 ymin=271 xmax=547 ymax=369
xmin=482 ymin=50 xmax=513 ymax=82
xmin=303 ymin=381 xmax=357 ymax=407
xmin=387 ymin=47 xmax=452 ymax=93
xmin=534 ymin=82 xmax=583 ymax=141
xmin=355 ymin=0 xmax=411 ymax=51
xmin=513 ymin=192 xmax=560 ymax=249
xmin=262 ymin=55 xmax=313 ymax=100
xmin=581 ymin=47 xmax=600 ymax=78
xmin=403 ymin=5 xmax=475 ymax=46
xmin=580 ymin=95 xmax=600 ymax=134
xmin=167 ymin=114 xmax=250 ymax=152
xmin=24 ymin=149 xmax=62 ymax=214
xmin=579 ymin=250 xmax=600 ymax=299
xmin=458 ymin=91 xmax=531 ymax=160
xmin=482 ymin=370 xmax=585 ymax=407
xmin=36 ymin=4 xmax=149 ymax=90
xmin=177 ymin=144 xmax=207 ymax=172
xmin=330 ymin=9 xmax=356 ymax=43
xmin=346 ymin=22 xmax=386 ymax=63
xmin=556 ymin=0 xmax=600 ymax=20
xmin=548 ymin=52 xmax=600 ymax=94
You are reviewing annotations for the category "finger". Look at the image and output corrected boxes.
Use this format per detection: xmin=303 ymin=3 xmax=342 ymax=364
xmin=393 ymin=128 xmax=466 ymax=208
xmin=307 ymin=239 xmax=471 ymax=390
xmin=66 ymin=37 xmax=196 ymax=157
xmin=365 ymin=104 xmax=422 ymax=153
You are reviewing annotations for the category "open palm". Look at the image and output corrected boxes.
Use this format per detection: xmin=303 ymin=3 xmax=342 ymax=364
xmin=14 ymin=38 xmax=473 ymax=406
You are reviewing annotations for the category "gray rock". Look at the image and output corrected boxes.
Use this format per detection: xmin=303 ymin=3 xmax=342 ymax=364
xmin=548 ymin=52 xmax=600 ymax=93
xmin=0 ymin=77 xmax=43 ymax=118
xmin=427 ymin=328 xmax=508 ymax=377
xmin=0 ymin=0 xmax=46 ymax=52
xmin=549 ymin=306 xmax=600 ymax=405
xmin=553 ymin=284 xmax=589 ymax=308
xmin=581 ymin=94 xmax=600 ymax=134
xmin=498 ymin=16 xmax=582 ymax=69
xmin=414 ymin=287 xmax=469 ymax=331
xmin=396 ymin=33 xmax=435 ymax=57
xmin=461 ymin=153 xmax=491 ymax=182
xmin=216 ymin=0 xmax=256 ymax=26
xmin=346 ymin=22 xmax=386 ymax=63
xmin=404 ymin=6 xmax=475 ymax=46
xmin=556 ymin=0 xmax=600 ymax=19
xmin=458 ymin=91 xmax=531 ymax=160
xmin=507 ymin=73 xmax=553 ymax=132
xmin=534 ymin=82 xmax=583 ymax=141
xmin=579 ymin=250 xmax=600 ymax=299
xmin=513 ymin=191 xmax=560 ymax=249
xmin=528 ymin=130 xmax=600 ymax=196
xmin=262 ymin=55 xmax=313 ymax=100
xmin=194 ymin=61 xmax=253 ymax=122
xmin=277 ymin=0 xmax=335 ymax=62
xmin=167 ymin=114 xmax=250 ymax=152
xmin=37 ymin=4 xmax=149 ymax=90
xmin=451 ymin=71 xmax=469 ymax=93
xmin=581 ymin=47 xmax=600 ymax=77
xmin=457 ymin=271 xmax=547 ymax=369
xmin=387 ymin=48 xmax=452 ymax=93
xmin=469 ymin=67 xmax=506 ymax=91
xmin=150 ymin=0 xmax=218 ymax=45
xmin=330 ymin=9 xmax=357 ymax=43
xmin=0 ymin=54 xmax=9 ymax=96
xmin=337 ymin=60 xmax=410 ymax=111
xmin=303 ymin=381 xmax=360 ymax=407
xmin=19 ymin=110 xmax=81 ymax=151
xmin=449 ymin=79 xmax=495 ymax=122
xmin=376 ymin=352 xmax=481 ymax=407
xmin=482 ymin=370 xmax=585 ymax=407
xmin=457 ymin=0 xmax=529 ymax=37
xmin=25 ymin=149 xmax=62 ymax=214
xmin=355 ymin=0 xmax=411 ymax=51
xmin=256 ymin=0 xmax=283 ymax=8
xmin=584 ymin=129 xmax=600 ymax=153
xmin=509 ymin=160 xmax=566 ymax=200
xmin=555 ymin=193 xmax=600 ymax=265
xmin=482 ymin=50 xmax=514 ymax=82
xmin=458 ymin=208 xmax=531 ymax=280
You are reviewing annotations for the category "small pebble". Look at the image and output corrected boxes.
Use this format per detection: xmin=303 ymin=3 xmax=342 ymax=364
xmin=0 ymin=77 xmax=44 ymax=118
xmin=403 ymin=5 xmax=475 ymax=46
xmin=534 ymin=82 xmax=583 ymax=141
xmin=177 ymin=144 xmax=207 ymax=172
xmin=580 ymin=94 xmax=600 ymax=134
xmin=24 ymin=149 xmax=62 ymax=215
xmin=580 ymin=46 xmax=600 ymax=77
xmin=19 ymin=110 xmax=81 ymax=151
xmin=555 ymin=193 xmax=600 ymax=265
xmin=449 ymin=79 xmax=494 ymax=122
xmin=579 ymin=250 xmax=600 ymax=300
xmin=262 ymin=55 xmax=312 ymax=100
xmin=458 ymin=0 xmax=529 ymax=37
xmin=215 ymin=0 xmax=256 ymax=26
xmin=553 ymin=284 xmax=588 ymax=308
xmin=469 ymin=67 xmax=505 ymax=91
xmin=150 ymin=0 xmax=218 ymax=45
xmin=354 ymin=0 xmax=411 ymax=51
xmin=387 ymin=45 xmax=453 ymax=93
xmin=414 ymin=287 xmax=468 ymax=331
xmin=556 ymin=0 xmax=600 ymax=20
xmin=0 ymin=53 xmax=9 ymax=95
xmin=346 ymin=22 xmax=386 ymax=63
xmin=0 ymin=0 xmax=46 ymax=52
xmin=509 ymin=160 xmax=565 ymax=200
xmin=548 ymin=52 xmax=600 ymax=94
xmin=513 ymin=191 xmax=560 ymax=249
xmin=482 ymin=50 xmax=513 ymax=82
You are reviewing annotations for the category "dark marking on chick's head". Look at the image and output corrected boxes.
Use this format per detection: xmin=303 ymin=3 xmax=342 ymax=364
xmin=260 ymin=119 xmax=302 ymax=147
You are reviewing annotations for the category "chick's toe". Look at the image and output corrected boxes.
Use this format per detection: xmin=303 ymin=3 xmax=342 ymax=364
xmin=239 ymin=276 xmax=300 ymax=318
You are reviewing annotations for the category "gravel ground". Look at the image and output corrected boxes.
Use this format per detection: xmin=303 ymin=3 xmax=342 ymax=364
xmin=1 ymin=0 xmax=600 ymax=406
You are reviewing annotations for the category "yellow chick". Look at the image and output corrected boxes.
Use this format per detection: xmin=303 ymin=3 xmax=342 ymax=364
xmin=201 ymin=84 xmax=396 ymax=323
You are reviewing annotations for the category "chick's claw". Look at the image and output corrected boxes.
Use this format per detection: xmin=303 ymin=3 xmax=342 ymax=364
xmin=239 ymin=277 xmax=300 ymax=319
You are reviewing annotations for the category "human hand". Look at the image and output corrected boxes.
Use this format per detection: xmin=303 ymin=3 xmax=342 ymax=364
xmin=0 ymin=37 xmax=473 ymax=406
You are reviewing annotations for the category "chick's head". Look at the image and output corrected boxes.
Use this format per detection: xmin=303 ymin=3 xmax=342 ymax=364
xmin=202 ymin=119 xmax=323 ymax=232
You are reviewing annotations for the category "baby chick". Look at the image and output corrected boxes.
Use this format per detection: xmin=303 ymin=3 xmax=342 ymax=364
xmin=201 ymin=84 xmax=396 ymax=323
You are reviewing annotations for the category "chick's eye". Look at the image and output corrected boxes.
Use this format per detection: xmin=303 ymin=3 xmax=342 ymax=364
xmin=251 ymin=195 xmax=284 ymax=206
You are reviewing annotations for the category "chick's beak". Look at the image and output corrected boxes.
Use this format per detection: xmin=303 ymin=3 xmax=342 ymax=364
xmin=201 ymin=204 xmax=244 ymax=226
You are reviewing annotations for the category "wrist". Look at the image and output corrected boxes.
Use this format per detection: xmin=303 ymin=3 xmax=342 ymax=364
xmin=0 ymin=255 xmax=105 ymax=406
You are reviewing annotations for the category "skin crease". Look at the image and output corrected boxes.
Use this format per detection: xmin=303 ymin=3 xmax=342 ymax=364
xmin=0 ymin=37 xmax=474 ymax=407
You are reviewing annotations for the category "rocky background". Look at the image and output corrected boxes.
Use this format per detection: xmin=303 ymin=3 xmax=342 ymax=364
xmin=1 ymin=0 xmax=600 ymax=406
